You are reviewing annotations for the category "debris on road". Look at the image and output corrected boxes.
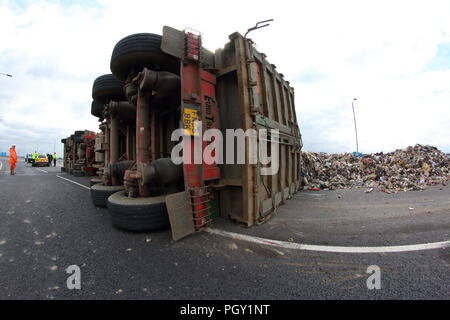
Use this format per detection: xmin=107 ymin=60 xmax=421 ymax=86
xmin=45 ymin=233 xmax=57 ymax=239
xmin=302 ymin=144 xmax=449 ymax=193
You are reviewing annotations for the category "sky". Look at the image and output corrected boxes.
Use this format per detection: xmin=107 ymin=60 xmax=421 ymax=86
xmin=0 ymin=0 xmax=449 ymax=157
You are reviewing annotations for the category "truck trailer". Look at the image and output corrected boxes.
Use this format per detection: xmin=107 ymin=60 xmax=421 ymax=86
xmin=83 ymin=25 xmax=302 ymax=240
xmin=61 ymin=130 xmax=97 ymax=176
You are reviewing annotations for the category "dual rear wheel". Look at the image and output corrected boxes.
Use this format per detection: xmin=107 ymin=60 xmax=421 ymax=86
xmin=88 ymin=32 xmax=178 ymax=233
xmin=90 ymin=184 xmax=170 ymax=232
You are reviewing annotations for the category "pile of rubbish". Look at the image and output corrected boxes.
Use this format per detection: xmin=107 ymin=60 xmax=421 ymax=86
xmin=301 ymin=144 xmax=449 ymax=193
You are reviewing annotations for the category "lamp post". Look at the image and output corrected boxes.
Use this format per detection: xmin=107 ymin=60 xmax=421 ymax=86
xmin=352 ymin=98 xmax=359 ymax=153
xmin=0 ymin=72 xmax=12 ymax=77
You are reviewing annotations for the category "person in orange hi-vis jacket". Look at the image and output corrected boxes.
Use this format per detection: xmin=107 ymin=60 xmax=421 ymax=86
xmin=9 ymin=144 xmax=17 ymax=175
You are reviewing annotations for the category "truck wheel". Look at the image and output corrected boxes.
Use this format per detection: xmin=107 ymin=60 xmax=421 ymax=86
xmin=91 ymin=100 xmax=105 ymax=118
xmin=73 ymin=170 xmax=84 ymax=177
xmin=90 ymin=178 xmax=102 ymax=187
xmin=91 ymin=184 xmax=125 ymax=208
xmin=61 ymin=167 xmax=66 ymax=172
xmin=92 ymin=74 xmax=125 ymax=103
xmin=69 ymin=168 xmax=74 ymax=175
xmin=110 ymin=33 xmax=179 ymax=81
xmin=107 ymin=191 xmax=170 ymax=232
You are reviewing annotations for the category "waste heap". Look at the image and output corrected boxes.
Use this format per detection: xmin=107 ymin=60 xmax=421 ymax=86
xmin=301 ymin=144 xmax=449 ymax=193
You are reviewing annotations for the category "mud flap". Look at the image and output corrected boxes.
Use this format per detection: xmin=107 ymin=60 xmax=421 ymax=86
xmin=166 ymin=191 xmax=195 ymax=241
xmin=161 ymin=26 xmax=184 ymax=59
xmin=161 ymin=26 xmax=215 ymax=68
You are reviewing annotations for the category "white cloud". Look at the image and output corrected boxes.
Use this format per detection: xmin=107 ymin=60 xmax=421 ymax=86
xmin=0 ymin=0 xmax=449 ymax=156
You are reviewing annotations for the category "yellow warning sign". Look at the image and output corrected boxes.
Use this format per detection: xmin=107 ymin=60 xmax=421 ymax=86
xmin=182 ymin=107 xmax=200 ymax=136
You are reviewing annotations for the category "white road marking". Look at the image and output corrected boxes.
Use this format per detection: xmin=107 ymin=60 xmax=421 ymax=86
xmin=204 ymin=228 xmax=450 ymax=254
xmin=56 ymin=175 xmax=90 ymax=190
xmin=36 ymin=168 xmax=48 ymax=173
xmin=0 ymin=160 xmax=3 ymax=171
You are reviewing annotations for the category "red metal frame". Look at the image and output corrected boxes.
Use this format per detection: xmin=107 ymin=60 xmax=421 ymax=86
xmin=181 ymin=31 xmax=221 ymax=229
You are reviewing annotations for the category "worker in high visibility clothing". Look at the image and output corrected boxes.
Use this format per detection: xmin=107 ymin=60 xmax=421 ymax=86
xmin=53 ymin=152 xmax=57 ymax=167
xmin=32 ymin=151 xmax=38 ymax=166
xmin=9 ymin=144 xmax=17 ymax=175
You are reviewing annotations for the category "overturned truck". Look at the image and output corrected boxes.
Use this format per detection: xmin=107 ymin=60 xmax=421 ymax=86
xmin=61 ymin=130 xmax=97 ymax=176
xmin=88 ymin=26 xmax=302 ymax=240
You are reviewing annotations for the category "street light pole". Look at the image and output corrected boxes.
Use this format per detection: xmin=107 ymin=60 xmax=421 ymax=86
xmin=352 ymin=98 xmax=359 ymax=153
xmin=0 ymin=72 xmax=13 ymax=77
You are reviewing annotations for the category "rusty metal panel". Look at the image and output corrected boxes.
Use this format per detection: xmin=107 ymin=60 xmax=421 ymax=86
xmin=283 ymin=187 xmax=290 ymax=201
xmin=290 ymin=183 xmax=296 ymax=195
xmin=202 ymin=48 xmax=215 ymax=69
xmin=274 ymin=192 xmax=283 ymax=207
xmin=213 ymin=31 xmax=302 ymax=226
xmin=261 ymin=198 xmax=273 ymax=215
xmin=166 ymin=191 xmax=195 ymax=241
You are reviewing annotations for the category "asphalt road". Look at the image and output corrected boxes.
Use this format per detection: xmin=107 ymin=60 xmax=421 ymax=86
xmin=0 ymin=158 xmax=449 ymax=299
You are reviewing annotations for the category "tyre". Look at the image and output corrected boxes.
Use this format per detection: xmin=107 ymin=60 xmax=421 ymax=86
xmin=110 ymin=33 xmax=179 ymax=81
xmin=91 ymin=100 xmax=104 ymax=118
xmin=92 ymin=74 xmax=125 ymax=103
xmin=107 ymin=191 xmax=170 ymax=232
xmin=61 ymin=138 xmax=66 ymax=144
xmin=90 ymin=178 xmax=102 ymax=187
xmin=69 ymin=168 xmax=74 ymax=175
xmin=91 ymin=183 xmax=125 ymax=208
xmin=73 ymin=169 xmax=84 ymax=177
xmin=61 ymin=167 xmax=66 ymax=172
